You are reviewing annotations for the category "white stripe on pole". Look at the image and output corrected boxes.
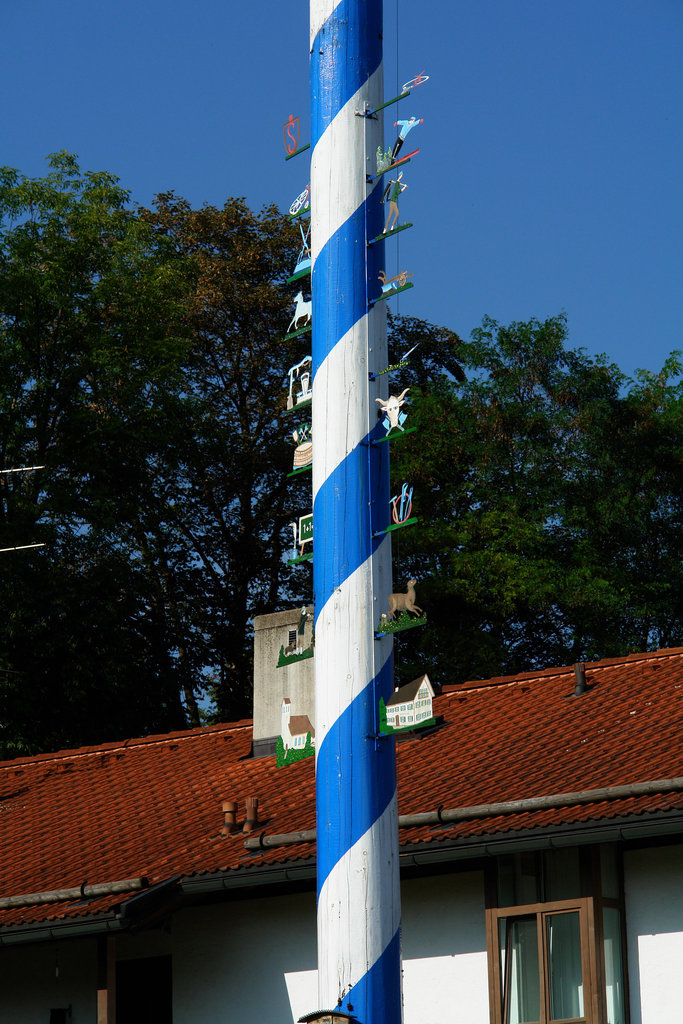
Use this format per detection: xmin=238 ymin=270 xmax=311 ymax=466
xmin=310 ymin=0 xmax=346 ymax=47
xmin=317 ymin=794 xmax=402 ymax=1004
xmin=314 ymin=552 xmax=393 ymax=754
xmin=310 ymin=66 xmax=384 ymax=268
xmin=310 ymin=0 xmax=403 ymax=1021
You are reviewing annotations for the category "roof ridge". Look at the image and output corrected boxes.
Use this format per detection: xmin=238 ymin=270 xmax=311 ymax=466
xmin=0 ymin=718 xmax=253 ymax=770
xmin=442 ymin=647 xmax=683 ymax=692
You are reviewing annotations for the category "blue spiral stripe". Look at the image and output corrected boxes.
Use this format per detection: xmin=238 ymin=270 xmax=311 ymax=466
xmin=311 ymin=0 xmax=401 ymax=1018
xmin=343 ymin=927 xmax=402 ymax=1024
xmin=315 ymin=653 xmax=394 ymax=896
xmin=312 ymin=427 xmax=388 ymax=617
xmin=311 ymin=188 xmax=385 ymax=377
xmin=311 ymin=0 xmax=382 ymax=147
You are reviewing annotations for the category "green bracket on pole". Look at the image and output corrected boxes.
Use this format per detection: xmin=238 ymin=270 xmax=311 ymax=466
xmin=286 ymin=266 xmax=312 ymax=284
xmin=287 ymin=552 xmax=313 ymax=566
xmin=372 ymin=426 xmax=417 ymax=446
xmin=375 ymin=612 xmax=427 ymax=638
xmin=289 ymin=207 xmax=311 ymax=222
xmin=366 ymin=149 xmax=419 ymax=183
xmin=284 ymin=325 xmax=312 ymax=342
xmin=372 ymin=282 xmax=414 ymax=305
xmin=368 ymin=222 xmax=413 ymax=246
xmin=372 ymin=517 xmax=418 ymax=538
xmin=277 ymin=645 xmax=314 ymax=668
xmin=363 ymin=90 xmax=410 ymax=117
xmin=285 ymin=397 xmax=312 ymax=414
xmin=287 ymin=464 xmax=312 ymax=479
xmin=285 ymin=143 xmax=311 ymax=161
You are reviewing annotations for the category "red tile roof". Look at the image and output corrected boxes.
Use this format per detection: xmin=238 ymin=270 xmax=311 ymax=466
xmin=1 ymin=648 xmax=682 ymax=932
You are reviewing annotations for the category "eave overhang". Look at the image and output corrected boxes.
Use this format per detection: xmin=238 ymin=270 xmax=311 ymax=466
xmin=3 ymin=810 xmax=683 ymax=946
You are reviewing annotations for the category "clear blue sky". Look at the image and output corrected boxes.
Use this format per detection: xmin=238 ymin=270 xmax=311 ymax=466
xmin=3 ymin=0 xmax=681 ymax=379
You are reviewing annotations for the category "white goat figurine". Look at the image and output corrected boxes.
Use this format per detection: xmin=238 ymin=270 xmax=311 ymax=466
xmin=376 ymin=388 xmax=410 ymax=433
xmin=287 ymin=291 xmax=312 ymax=333
xmin=387 ymin=579 xmax=422 ymax=621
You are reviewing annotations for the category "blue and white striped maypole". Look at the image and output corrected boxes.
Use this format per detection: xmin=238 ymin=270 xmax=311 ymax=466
xmin=310 ymin=2 xmax=402 ymax=1023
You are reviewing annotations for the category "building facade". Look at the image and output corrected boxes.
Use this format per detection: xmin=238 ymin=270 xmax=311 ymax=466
xmin=1 ymin=646 xmax=683 ymax=1023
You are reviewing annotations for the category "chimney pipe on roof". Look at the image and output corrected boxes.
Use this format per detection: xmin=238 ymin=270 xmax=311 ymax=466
xmin=221 ymin=801 xmax=238 ymax=836
xmin=243 ymin=797 xmax=259 ymax=833
xmin=573 ymin=662 xmax=588 ymax=696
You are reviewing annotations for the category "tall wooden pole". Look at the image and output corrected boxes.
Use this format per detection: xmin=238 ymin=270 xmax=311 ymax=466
xmin=310 ymin=2 xmax=402 ymax=1022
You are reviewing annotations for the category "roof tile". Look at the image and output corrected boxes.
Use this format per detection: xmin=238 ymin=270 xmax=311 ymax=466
xmin=1 ymin=649 xmax=682 ymax=928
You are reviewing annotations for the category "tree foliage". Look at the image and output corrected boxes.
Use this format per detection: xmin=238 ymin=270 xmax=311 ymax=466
xmin=388 ymin=314 xmax=683 ymax=684
xmin=0 ymin=154 xmax=303 ymax=755
xmin=136 ymin=191 xmax=304 ymax=720
xmin=0 ymin=155 xmax=680 ymax=755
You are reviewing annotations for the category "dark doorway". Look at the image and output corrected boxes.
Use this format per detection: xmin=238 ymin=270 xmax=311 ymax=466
xmin=116 ymin=955 xmax=172 ymax=1024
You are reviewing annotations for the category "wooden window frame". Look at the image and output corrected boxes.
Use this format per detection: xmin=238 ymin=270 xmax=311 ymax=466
xmin=485 ymin=848 xmax=630 ymax=1024
xmin=486 ymin=896 xmax=601 ymax=1024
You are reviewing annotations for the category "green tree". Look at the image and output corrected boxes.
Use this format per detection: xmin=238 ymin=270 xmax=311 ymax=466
xmin=137 ymin=193 xmax=304 ymax=721
xmin=0 ymin=152 xmax=193 ymax=755
xmin=388 ymin=314 xmax=683 ymax=684
xmin=3 ymin=155 xmax=679 ymax=754
xmin=0 ymin=155 xmax=306 ymax=754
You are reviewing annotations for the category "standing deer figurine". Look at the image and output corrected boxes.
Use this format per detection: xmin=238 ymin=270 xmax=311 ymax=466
xmin=387 ymin=579 xmax=422 ymax=620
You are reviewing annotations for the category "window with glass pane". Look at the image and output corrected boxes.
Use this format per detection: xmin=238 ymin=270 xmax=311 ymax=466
xmin=488 ymin=848 xmax=629 ymax=1024
xmin=499 ymin=916 xmax=540 ymax=1024
xmin=545 ymin=912 xmax=584 ymax=1020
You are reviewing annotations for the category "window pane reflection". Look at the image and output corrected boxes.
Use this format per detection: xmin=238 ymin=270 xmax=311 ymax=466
xmin=546 ymin=912 xmax=584 ymax=1020
xmin=500 ymin=916 xmax=540 ymax=1024
xmin=603 ymin=906 xmax=625 ymax=1024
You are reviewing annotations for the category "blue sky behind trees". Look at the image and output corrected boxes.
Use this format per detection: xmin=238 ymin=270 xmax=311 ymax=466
xmin=2 ymin=0 xmax=680 ymax=378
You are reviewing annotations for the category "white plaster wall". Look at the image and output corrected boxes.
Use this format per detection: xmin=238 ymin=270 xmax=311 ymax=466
xmin=172 ymin=889 xmax=318 ymax=1022
xmin=624 ymin=843 xmax=683 ymax=1024
xmin=0 ymin=935 xmax=97 ymax=1024
xmin=253 ymin=608 xmax=315 ymax=743
xmin=401 ymin=870 xmax=489 ymax=1024
xmin=0 ymin=869 xmax=488 ymax=1024
xmin=283 ymin=871 xmax=489 ymax=1024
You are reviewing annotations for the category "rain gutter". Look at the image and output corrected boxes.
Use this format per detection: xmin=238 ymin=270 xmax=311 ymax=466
xmin=183 ymin=809 xmax=683 ymax=899
xmin=4 ymin=781 xmax=683 ymax=946
xmin=243 ymin=776 xmax=683 ymax=850
xmin=0 ymin=877 xmax=180 ymax=947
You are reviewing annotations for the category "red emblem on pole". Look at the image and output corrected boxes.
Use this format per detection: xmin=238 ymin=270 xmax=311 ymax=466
xmin=283 ymin=114 xmax=300 ymax=155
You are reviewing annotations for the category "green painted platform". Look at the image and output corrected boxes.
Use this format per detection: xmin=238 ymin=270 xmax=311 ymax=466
xmin=277 ymin=645 xmax=314 ymax=668
xmin=373 ymin=426 xmax=417 ymax=445
xmin=287 ymin=464 xmax=312 ymax=479
xmin=287 ymin=552 xmax=313 ymax=566
xmin=285 ymin=396 xmax=312 ymax=414
xmin=375 ymin=612 xmax=427 ymax=638
xmin=367 ymin=149 xmax=419 ymax=183
xmin=284 ymin=324 xmax=312 ymax=341
xmin=288 ymin=206 xmax=310 ymax=221
xmin=368 ymin=222 xmax=413 ymax=246
xmin=373 ymin=516 xmax=418 ymax=537
xmin=286 ymin=265 xmax=311 ymax=284
xmin=285 ymin=143 xmax=311 ymax=161
xmin=373 ymin=281 xmax=414 ymax=304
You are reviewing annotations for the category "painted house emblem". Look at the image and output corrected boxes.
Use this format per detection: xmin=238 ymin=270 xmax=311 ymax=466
xmin=379 ymin=673 xmax=436 ymax=734
xmin=277 ymin=698 xmax=315 ymax=766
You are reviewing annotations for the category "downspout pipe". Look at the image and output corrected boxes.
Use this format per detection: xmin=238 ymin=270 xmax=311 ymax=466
xmin=244 ymin=776 xmax=683 ymax=850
